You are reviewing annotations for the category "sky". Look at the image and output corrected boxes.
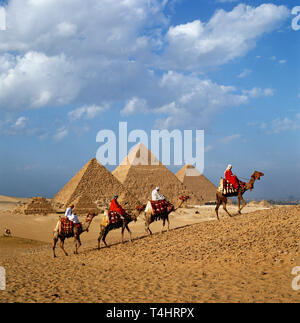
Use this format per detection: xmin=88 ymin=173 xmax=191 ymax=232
xmin=0 ymin=0 xmax=299 ymax=200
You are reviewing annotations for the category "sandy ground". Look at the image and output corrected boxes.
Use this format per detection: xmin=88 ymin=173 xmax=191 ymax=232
xmin=0 ymin=196 xmax=299 ymax=303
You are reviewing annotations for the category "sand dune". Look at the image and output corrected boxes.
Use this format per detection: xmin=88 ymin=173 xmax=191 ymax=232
xmin=0 ymin=204 xmax=299 ymax=303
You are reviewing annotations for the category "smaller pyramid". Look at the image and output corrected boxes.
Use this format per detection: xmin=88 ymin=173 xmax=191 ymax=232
xmin=53 ymin=158 xmax=139 ymax=210
xmin=176 ymin=165 xmax=217 ymax=204
xmin=16 ymin=197 xmax=56 ymax=215
xmin=71 ymin=195 xmax=99 ymax=215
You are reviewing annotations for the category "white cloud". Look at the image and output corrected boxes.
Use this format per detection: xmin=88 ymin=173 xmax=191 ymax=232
xmin=68 ymin=105 xmax=107 ymax=121
xmin=56 ymin=22 xmax=77 ymax=38
xmin=13 ymin=116 xmax=27 ymax=130
xmin=152 ymin=71 xmax=248 ymax=128
xmin=53 ymin=127 xmax=68 ymax=142
xmin=161 ymin=4 xmax=289 ymax=70
xmin=220 ymin=134 xmax=242 ymax=143
xmin=120 ymin=97 xmax=149 ymax=116
xmin=237 ymin=69 xmax=252 ymax=78
xmin=0 ymin=51 xmax=80 ymax=110
xmin=0 ymin=1 xmax=290 ymax=131
xmin=279 ymin=59 xmax=287 ymax=64
xmin=261 ymin=116 xmax=300 ymax=134
xmin=243 ymin=87 xmax=274 ymax=99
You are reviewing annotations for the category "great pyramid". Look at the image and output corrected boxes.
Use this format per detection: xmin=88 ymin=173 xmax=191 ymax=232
xmin=176 ymin=164 xmax=217 ymax=204
xmin=16 ymin=197 xmax=55 ymax=215
xmin=71 ymin=195 xmax=100 ymax=215
xmin=112 ymin=143 xmax=198 ymax=205
xmin=52 ymin=158 xmax=139 ymax=210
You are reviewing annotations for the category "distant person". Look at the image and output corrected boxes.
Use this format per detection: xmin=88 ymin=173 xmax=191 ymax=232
xmin=152 ymin=187 xmax=166 ymax=201
xmin=224 ymin=164 xmax=239 ymax=189
xmin=109 ymin=195 xmax=126 ymax=218
xmin=65 ymin=204 xmax=80 ymax=224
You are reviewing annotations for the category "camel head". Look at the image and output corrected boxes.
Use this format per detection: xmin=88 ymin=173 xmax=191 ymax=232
xmin=85 ymin=211 xmax=98 ymax=222
xmin=251 ymin=171 xmax=264 ymax=181
xmin=136 ymin=205 xmax=146 ymax=214
xmin=127 ymin=209 xmax=140 ymax=222
xmin=179 ymin=195 xmax=190 ymax=203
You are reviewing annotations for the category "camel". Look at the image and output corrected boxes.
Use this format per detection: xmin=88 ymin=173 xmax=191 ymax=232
xmin=53 ymin=211 xmax=98 ymax=258
xmin=139 ymin=196 xmax=189 ymax=235
xmin=215 ymin=170 xmax=264 ymax=220
xmin=97 ymin=210 xmax=139 ymax=250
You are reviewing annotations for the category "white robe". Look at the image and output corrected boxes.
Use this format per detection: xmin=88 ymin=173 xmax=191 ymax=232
xmin=151 ymin=189 xmax=165 ymax=201
xmin=65 ymin=207 xmax=80 ymax=224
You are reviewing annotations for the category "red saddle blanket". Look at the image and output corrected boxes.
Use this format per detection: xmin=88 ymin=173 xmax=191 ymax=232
xmin=223 ymin=179 xmax=246 ymax=194
xmin=108 ymin=211 xmax=122 ymax=224
xmin=60 ymin=218 xmax=82 ymax=236
xmin=150 ymin=200 xmax=174 ymax=216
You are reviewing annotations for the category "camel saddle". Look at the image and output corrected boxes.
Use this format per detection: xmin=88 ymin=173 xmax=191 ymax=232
xmin=218 ymin=178 xmax=246 ymax=195
xmin=148 ymin=200 xmax=174 ymax=218
xmin=101 ymin=210 xmax=123 ymax=227
xmin=60 ymin=218 xmax=82 ymax=237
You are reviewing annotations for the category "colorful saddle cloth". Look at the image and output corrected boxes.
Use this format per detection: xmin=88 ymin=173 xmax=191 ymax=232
xmin=60 ymin=218 xmax=82 ymax=236
xmin=218 ymin=178 xmax=246 ymax=195
xmin=149 ymin=200 xmax=174 ymax=217
xmin=108 ymin=211 xmax=122 ymax=224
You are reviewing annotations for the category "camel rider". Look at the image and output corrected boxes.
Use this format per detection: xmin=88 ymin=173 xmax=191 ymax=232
xmin=152 ymin=186 xmax=166 ymax=201
xmin=224 ymin=164 xmax=240 ymax=189
xmin=109 ymin=195 xmax=126 ymax=218
xmin=65 ymin=204 xmax=80 ymax=224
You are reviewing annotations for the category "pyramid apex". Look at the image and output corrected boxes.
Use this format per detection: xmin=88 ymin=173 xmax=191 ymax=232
xmin=119 ymin=143 xmax=161 ymax=166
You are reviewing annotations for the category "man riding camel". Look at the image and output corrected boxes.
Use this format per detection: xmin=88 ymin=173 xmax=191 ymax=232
xmin=152 ymin=186 xmax=166 ymax=201
xmin=65 ymin=204 xmax=80 ymax=224
xmin=224 ymin=164 xmax=245 ymax=190
xmin=109 ymin=195 xmax=126 ymax=219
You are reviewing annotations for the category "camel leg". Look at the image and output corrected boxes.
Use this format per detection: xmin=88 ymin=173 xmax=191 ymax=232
xmin=74 ymin=236 xmax=81 ymax=254
xmin=237 ymin=197 xmax=241 ymax=214
xmin=215 ymin=201 xmax=220 ymax=221
xmin=144 ymin=213 xmax=152 ymax=235
xmin=102 ymin=229 xmax=109 ymax=248
xmin=97 ymin=229 xmax=105 ymax=250
xmin=167 ymin=215 xmax=170 ymax=231
xmin=215 ymin=194 xmax=221 ymax=221
xmin=125 ymin=224 xmax=133 ymax=243
xmin=53 ymin=235 xmax=58 ymax=258
xmin=121 ymin=224 xmax=125 ymax=243
xmin=222 ymin=200 xmax=232 ymax=217
xmin=60 ymin=238 xmax=68 ymax=256
xmin=145 ymin=221 xmax=152 ymax=235
xmin=238 ymin=196 xmax=247 ymax=214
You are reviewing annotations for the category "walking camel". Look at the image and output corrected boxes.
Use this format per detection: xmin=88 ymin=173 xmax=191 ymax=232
xmin=215 ymin=170 xmax=264 ymax=220
xmin=97 ymin=210 xmax=139 ymax=249
xmin=53 ymin=211 xmax=98 ymax=258
xmin=138 ymin=195 xmax=189 ymax=235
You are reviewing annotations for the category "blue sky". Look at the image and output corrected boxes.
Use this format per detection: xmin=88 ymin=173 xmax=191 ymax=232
xmin=0 ymin=0 xmax=299 ymax=200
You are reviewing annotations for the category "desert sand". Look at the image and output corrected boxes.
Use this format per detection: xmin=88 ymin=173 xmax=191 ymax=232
xmin=0 ymin=195 xmax=299 ymax=303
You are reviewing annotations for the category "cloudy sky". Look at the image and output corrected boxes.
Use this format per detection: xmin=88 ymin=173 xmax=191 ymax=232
xmin=0 ymin=0 xmax=299 ymax=200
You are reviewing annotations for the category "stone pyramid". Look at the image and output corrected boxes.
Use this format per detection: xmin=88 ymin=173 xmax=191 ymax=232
xmin=16 ymin=197 xmax=55 ymax=215
xmin=176 ymin=164 xmax=217 ymax=204
xmin=52 ymin=158 xmax=139 ymax=210
xmin=71 ymin=195 xmax=100 ymax=215
xmin=112 ymin=143 xmax=197 ymax=205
